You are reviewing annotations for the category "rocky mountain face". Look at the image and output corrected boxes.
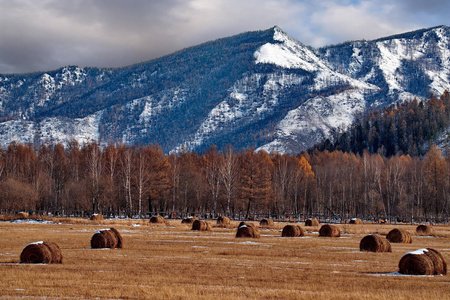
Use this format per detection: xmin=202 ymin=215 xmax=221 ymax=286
xmin=0 ymin=26 xmax=449 ymax=154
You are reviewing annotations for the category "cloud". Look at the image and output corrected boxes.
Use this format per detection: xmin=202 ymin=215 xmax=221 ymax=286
xmin=0 ymin=0 xmax=448 ymax=74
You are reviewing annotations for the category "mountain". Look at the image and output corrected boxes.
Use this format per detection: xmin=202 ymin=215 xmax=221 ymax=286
xmin=0 ymin=26 xmax=449 ymax=154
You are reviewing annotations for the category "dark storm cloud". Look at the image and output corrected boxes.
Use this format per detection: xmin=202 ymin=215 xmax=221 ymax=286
xmin=0 ymin=0 xmax=448 ymax=74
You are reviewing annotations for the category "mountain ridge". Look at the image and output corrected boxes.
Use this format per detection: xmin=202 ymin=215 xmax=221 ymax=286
xmin=0 ymin=25 xmax=449 ymax=154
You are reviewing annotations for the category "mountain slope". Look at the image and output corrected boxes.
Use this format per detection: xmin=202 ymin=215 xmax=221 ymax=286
xmin=0 ymin=26 xmax=449 ymax=153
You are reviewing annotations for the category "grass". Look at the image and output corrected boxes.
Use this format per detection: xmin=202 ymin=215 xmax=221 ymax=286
xmin=0 ymin=219 xmax=449 ymax=299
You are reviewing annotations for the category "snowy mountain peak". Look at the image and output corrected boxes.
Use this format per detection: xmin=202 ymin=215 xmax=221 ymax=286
xmin=254 ymin=26 xmax=322 ymax=71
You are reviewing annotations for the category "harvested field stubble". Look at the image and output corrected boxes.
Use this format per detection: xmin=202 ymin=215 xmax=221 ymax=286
xmin=0 ymin=221 xmax=449 ymax=299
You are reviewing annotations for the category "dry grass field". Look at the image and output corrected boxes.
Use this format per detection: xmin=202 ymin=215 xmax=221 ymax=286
xmin=0 ymin=218 xmax=449 ymax=299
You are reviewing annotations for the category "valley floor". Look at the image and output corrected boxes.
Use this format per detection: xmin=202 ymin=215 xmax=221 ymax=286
xmin=0 ymin=219 xmax=449 ymax=299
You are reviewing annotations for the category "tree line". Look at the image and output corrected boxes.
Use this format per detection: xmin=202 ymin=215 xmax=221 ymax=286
xmin=0 ymin=140 xmax=448 ymax=222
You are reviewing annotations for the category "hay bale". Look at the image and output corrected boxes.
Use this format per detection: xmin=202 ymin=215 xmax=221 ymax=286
xmin=20 ymin=241 xmax=53 ymax=264
xmin=399 ymin=249 xmax=436 ymax=275
xmin=108 ymin=228 xmax=123 ymax=249
xmin=43 ymin=241 xmax=63 ymax=263
xmin=16 ymin=212 xmax=28 ymax=219
xmin=281 ymin=224 xmax=305 ymax=237
xmin=217 ymin=216 xmax=231 ymax=226
xmin=416 ymin=224 xmax=433 ymax=236
xmin=90 ymin=229 xmax=119 ymax=249
xmin=425 ymin=248 xmax=447 ymax=275
xmin=386 ymin=228 xmax=412 ymax=243
xmin=319 ymin=224 xmax=340 ymax=237
xmin=181 ymin=217 xmax=198 ymax=224
xmin=191 ymin=220 xmax=212 ymax=231
xmin=238 ymin=221 xmax=257 ymax=230
xmin=359 ymin=235 xmax=392 ymax=252
xmin=236 ymin=222 xmax=260 ymax=238
xmin=305 ymin=219 xmax=319 ymax=226
xmin=259 ymin=219 xmax=274 ymax=226
xmin=349 ymin=218 xmax=363 ymax=224
xmin=90 ymin=213 xmax=104 ymax=221
xmin=149 ymin=216 xmax=165 ymax=223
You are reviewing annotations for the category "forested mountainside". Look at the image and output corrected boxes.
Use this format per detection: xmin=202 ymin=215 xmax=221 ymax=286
xmin=314 ymin=91 xmax=450 ymax=156
xmin=0 ymin=26 xmax=449 ymax=154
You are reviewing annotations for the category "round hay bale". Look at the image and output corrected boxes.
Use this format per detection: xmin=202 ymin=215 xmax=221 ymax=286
xmin=149 ymin=216 xmax=165 ymax=223
xmin=217 ymin=216 xmax=231 ymax=226
xmin=386 ymin=228 xmax=412 ymax=243
xmin=281 ymin=224 xmax=304 ymax=237
xmin=181 ymin=217 xmax=198 ymax=224
xmin=191 ymin=220 xmax=212 ymax=231
xmin=42 ymin=241 xmax=63 ymax=263
xmin=425 ymin=248 xmax=447 ymax=275
xmin=297 ymin=225 xmax=305 ymax=236
xmin=236 ymin=223 xmax=260 ymax=238
xmin=399 ymin=249 xmax=435 ymax=275
xmin=416 ymin=224 xmax=433 ymax=236
xmin=349 ymin=218 xmax=363 ymax=224
xmin=20 ymin=241 xmax=53 ymax=264
xmin=90 ymin=229 xmax=118 ymax=249
xmin=259 ymin=219 xmax=274 ymax=226
xmin=305 ymin=219 xmax=319 ymax=226
xmin=16 ymin=212 xmax=29 ymax=219
xmin=108 ymin=228 xmax=123 ymax=249
xmin=90 ymin=214 xmax=104 ymax=221
xmin=238 ymin=221 xmax=257 ymax=230
xmin=359 ymin=235 xmax=392 ymax=252
xmin=319 ymin=224 xmax=340 ymax=237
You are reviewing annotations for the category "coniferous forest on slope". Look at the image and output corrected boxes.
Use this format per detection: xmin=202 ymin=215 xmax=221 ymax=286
xmin=1 ymin=89 xmax=450 ymax=223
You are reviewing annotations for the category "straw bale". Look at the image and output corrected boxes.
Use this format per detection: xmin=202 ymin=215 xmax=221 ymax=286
xmin=319 ymin=224 xmax=340 ymax=237
xmin=91 ymin=229 xmax=118 ymax=249
xmin=191 ymin=220 xmax=212 ymax=231
xmin=20 ymin=242 xmax=53 ymax=264
xmin=416 ymin=224 xmax=433 ymax=236
xmin=399 ymin=249 xmax=435 ymax=275
xmin=236 ymin=222 xmax=260 ymax=238
xmin=108 ymin=227 xmax=123 ymax=249
xmin=281 ymin=224 xmax=304 ymax=237
xmin=217 ymin=216 xmax=231 ymax=226
xmin=238 ymin=221 xmax=257 ymax=230
xmin=181 ymin=217 xmax=198 ymax=224
xmin=349 ymin=218 xmax=363 ymax=224
xmin=149 ymin=216 xmax=165 ymax=223
xmin=425 ymin=248 xmax=447 ymax=275
xmin=16 ymin=212 xmax=28 ymax=219
xmin=43 ymin=241 xmax=63 ymax=263
xmin=305 ymin=219 xmax=319 ymax=226
xmin=386 ymin=228 xmax=412 ymax=243
xmin=259 ymin=219 xmax=274 ymax=226
xmin=359 ymin=235 xmax=391 ymax=252
xmin=90 ymin=214 xmax=104 ymax=221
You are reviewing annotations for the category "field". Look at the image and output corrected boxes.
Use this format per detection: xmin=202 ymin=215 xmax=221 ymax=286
xmin=0 ymin=219 xmax=449 ymax=299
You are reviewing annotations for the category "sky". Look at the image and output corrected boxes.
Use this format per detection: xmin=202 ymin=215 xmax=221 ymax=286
xmin=0 ymin=0 xmax=449 ymax=74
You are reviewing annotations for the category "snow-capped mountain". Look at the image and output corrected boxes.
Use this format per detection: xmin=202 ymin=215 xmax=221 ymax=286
xmin=0 ymin=26 xmax=449 ymax=154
